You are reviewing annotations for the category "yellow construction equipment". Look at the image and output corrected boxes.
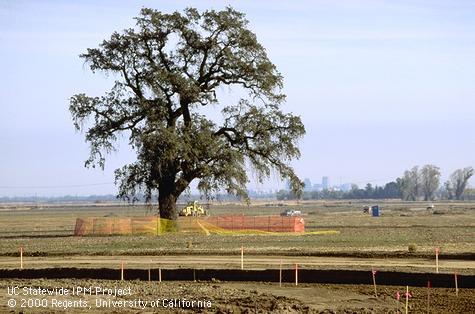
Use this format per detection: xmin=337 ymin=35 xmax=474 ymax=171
xmin=179 ymin=201 xmax=208 ymax=217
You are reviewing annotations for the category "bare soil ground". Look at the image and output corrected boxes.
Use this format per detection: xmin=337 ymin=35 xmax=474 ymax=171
xmin=0 ymin=279 xmax=473 ymax=313
xmin=0 ymin=200 xmax=474 ymax=258
xmin=0 ymin=200 xmax=473 ymax=313
xmin=0 ymin=255 xmax=474 ymax=275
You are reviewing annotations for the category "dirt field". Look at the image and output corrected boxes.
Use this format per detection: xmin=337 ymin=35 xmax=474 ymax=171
xmin=1 ymin=279 xmax=473 ymax=313
xmin=0 ymin=200 xmax=473 ymax=313
xmin=0 ymin=200 xmax=474 ymax=258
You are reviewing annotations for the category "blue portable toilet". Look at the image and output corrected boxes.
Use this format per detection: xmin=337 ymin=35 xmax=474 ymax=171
xmin=371 ymin=205 xmax=380 ymax=217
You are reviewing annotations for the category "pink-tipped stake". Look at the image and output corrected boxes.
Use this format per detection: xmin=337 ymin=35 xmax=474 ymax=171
xmin=405 ymin=286 xmax=412 ymax=314
xmin=395 ymin=291 xmax=400 ymax=312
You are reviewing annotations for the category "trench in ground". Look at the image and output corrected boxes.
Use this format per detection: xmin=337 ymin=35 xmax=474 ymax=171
xmin=1 ymin=268 xmax=474 ymax=288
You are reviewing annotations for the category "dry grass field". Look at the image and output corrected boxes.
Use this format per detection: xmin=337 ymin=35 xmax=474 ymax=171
xmin=0 ymin=200 xmax=474 ymax=313
xmin=0 ymin=200 xmax=474 ymax=258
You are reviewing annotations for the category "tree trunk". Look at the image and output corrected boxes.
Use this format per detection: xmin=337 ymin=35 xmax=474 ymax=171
xmin=158 ymin=193 xmax=177 ymax=220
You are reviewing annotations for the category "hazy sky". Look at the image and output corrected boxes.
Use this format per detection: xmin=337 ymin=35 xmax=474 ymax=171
xmin=1 ymin=0 xmax=474 ymax=196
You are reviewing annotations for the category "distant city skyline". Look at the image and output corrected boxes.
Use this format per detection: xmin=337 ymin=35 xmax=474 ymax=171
xmin=1 ymin=1 xmax=474 ymax=197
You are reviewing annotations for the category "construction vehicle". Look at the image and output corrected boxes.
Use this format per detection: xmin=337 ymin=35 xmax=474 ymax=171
xmin=280 ymin=209 xmax=302 ymax=217
xmin=179 ymin=201 xmax=208 ymax=217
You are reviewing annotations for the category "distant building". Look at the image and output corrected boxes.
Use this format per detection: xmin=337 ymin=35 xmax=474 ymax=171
xmin=322 ymin=176 xmax=329 ymax=190
xmin=313 ymin=183 xmax=323 ymax=191
xmin=304 ymin=178 xmax=312 ymax=191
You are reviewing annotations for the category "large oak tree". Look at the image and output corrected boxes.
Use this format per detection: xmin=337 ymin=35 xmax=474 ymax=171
xmin=70 ymin=7 xmax=305 ymax=219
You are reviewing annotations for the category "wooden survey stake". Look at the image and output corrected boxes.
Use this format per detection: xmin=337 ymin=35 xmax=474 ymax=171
xmin=455 ymin=272 xmax=459 ymax=297
xmin=295 ymin=263 xmax=298 ymax=286
xmin=148 ymin=265 xmax=151 ymax=282
xmin=240 ymin=246 xmax=244 ymax=270
xmin=371 ymin=268 xmax=377 ymax=297
xmin=435 ymin=247 xmax=440 ymax=273
xmin=279 ymin=259 xmax=282 ymax=287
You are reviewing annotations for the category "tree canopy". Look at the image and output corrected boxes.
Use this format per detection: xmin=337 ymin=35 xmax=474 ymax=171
xmin=446 ymin=167 xmax=474 ymax=200
xmin=70 ymin=7 xmax=305 ymax=219
xmin=420 ymin=165 xmax=441 ymax=201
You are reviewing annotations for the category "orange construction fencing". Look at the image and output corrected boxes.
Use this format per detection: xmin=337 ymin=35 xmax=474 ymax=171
xmin=74 ymin=215 xmax=305 ymax=236
xmin=74 ymin=217 xmax=177 ymax=236
xmin=202 ymin=215 xmax=305 ymax=233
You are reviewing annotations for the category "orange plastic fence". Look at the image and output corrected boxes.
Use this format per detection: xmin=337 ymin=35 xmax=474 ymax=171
xmin=74 ymin=215 xmax=304 ymax=236
xmin=74 ymin=216 xmax=172 ymax=236
xmin=202 ymin=215 xmax=305 ymax=233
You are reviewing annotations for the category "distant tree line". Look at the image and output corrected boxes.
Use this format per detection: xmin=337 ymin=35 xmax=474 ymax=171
xmin=2 ymin=166 xmax=472 ymax=203
xmin=0 ymin=193 xmax=243 ymax=204
xmin=277 ymin=166 xmax=474 ymax=201
xmin=400 ymin=165 xmax=473 ymax=201
xmin=0 ymin=195 xmax=118 ymax=203
xmin=276 ymin=181 xmax=402 ymax=200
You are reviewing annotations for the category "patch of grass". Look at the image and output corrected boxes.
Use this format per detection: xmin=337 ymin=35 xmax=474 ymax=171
xmin=0 ymin=201 xmax=474 ymax=257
